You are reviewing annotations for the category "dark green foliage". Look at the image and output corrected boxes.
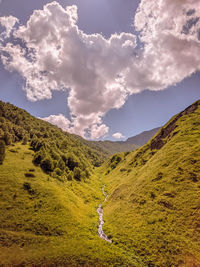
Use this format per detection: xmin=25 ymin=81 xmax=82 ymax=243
xmin=67 ymin=171 xmax=73 ymax=181
xmin=73 ymin=167 xmax=81 ymax=181
xmin=24 ymin=172 xmax=35 ymax=178
xmin=55 ymin=167 xmax=62 ymax=176
xmin=4 ymin=132 xmax=12 ymax=145
xmin=110 ymin=154 xmax=122 ymax=169
xmin=41 ymin=157 xmax=54 ymax=173
xmin=67 ymin=154 xmax=79 ymax=171
xmin=22 ymin=136 xmax=28 ymax=145
xmin=23 ymin=182 xmax=35 ymax=195
xmin=57 ymin=158 xmax=65 ymax=171
xmin=0 ymin=140 xmax=6 ymax=164
xmin=33 ymin=151 xmax=44 ymax=165
xmin=0 ymin=100 xmax=113 ymax=180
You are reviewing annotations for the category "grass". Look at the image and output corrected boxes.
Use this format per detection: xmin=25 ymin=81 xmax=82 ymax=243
xmin=0 ymin=142 xmax=142 ymax=266
xmin=101 ymin=101 xmax=200 ymax=266
xmin=1 ymin=100 xmax=200 ymax=266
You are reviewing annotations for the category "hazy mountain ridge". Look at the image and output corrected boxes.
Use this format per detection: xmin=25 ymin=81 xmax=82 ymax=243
xmin=125 ymin=127 xmax=161 ymax=146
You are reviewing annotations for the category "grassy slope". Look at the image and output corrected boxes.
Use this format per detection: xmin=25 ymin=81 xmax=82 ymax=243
xmin=101 ymin=100 xmax=200 ymax=266
xmin=0 ymin=142 xmax=142 ymax=266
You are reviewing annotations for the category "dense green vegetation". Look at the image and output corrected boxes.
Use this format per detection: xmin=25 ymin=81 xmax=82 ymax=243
xmin=102 ymin=100 xmax=200 ymax=266
xmin=0 ymin=100 xmax=110 ymax=181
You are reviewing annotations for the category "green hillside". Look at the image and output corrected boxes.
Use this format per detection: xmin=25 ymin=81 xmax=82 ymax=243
xmin=0 ymin=142 xmax=142 ymax=266
xmin=101 ymin=100 xmax=200 ymax=266
xmin=0 ymin=101 xmax=141 ymax=266
xmin=0 ymin=100 xmax=109 ymax=178
xmin=1 ymin=100 xmax=200 ymax=266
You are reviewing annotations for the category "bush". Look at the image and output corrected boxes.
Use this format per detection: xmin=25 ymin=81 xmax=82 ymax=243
xmin=41 ymin=157 xmax=54 ymax=173
xmin=33 ymin=151 xmax=44 ymax=165
xmin=73 ymin=167 xmax=81 ymax=181
xmin=55 ymin=167 xmax=62 ymax=176
xmin=0 ymin=140 xmax=5 ymax=164
xmin=29 ymin=169 xmax=35 ymax=172
xmin=67 ymin=154 xmax=79 ymax=171
xmin=23 ymin=182 xmax=35 ymax=195
xmin=22 ymin=136 xmax=28 ymax=145
xmin=24 ymin=172 xmax=35 ymax=178
xmin=4 ymin=132 xmax=12 ymax=145
xmin=67 ymin=171 xmax=73 ymax=181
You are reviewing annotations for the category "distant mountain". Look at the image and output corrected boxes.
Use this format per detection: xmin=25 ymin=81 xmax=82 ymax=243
xmin=86 ymin=140 xmax=138 ymax=156
xmin=126 ymin=127 xmax=161 ymax=146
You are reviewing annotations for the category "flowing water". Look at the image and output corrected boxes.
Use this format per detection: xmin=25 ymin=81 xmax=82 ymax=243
xmin=97 ymin=185 xmax=112 ymax=243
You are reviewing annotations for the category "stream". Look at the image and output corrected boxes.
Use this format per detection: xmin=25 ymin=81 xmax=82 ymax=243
xmin=97 ymin=185 xmax=112 ymax=243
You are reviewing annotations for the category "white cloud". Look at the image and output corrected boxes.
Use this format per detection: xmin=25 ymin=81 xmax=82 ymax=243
xmin=112 ymin=132 xmax=125 ymax=140
xmin=41 ymin=114 xmax=72 ymax=133
xmin=0 ymin=0 xmax=200 ymax=139
xmin=90 ymin=124 xmax=109 ymax=140
xmin=0 ymin=16 xmax=19 ymax=39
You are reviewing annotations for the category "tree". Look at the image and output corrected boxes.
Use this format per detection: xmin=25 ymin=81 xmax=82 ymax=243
xmin=22 ymin=136 xmax=28 ymax=145
xmin=4 ymin=132 xmax=12 ymax=145
xmin=73 ymin=167 xmax=81 ymax=181
xmin=67 ymin=154 xmax=78 ymax=171
xmin=0 ymin=140 xmax=6 ymax=164
xmin=41 ymin=157 xmax=54 ymax=173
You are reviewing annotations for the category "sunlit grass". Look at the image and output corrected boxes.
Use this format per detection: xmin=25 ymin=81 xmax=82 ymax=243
xmin=0 ymin=142 xmax=142 ymax=266
xmin=102 ymin=101 xmax=200 ymax=266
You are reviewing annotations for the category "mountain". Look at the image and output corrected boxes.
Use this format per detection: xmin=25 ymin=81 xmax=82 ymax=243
xmin=86 ymin=139 xmax=138 ymax=156
xmin=0 ymin=100 xmax=141 ymax=266
xmin=1 ymin=99 xmax=200 ymax=266
xmin=126 ymin=127 xmax=161 ymax=146
xmin=101 ymin=100 xmax=200 ymax=266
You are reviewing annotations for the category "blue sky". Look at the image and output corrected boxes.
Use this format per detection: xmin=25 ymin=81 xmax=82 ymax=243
xmin=0 ymin=0 xmax=200 ymax=140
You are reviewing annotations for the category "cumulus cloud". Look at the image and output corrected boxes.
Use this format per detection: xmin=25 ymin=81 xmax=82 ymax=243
xmin=0 ymin=0 xmax=200 ymax=139
xmin=112 ymin=132 xmax=125 ymax=140
xmin=0 ymin=16 xmax=19 ymax=39
xmin=42 ymin=114 xmax=72 ymax=132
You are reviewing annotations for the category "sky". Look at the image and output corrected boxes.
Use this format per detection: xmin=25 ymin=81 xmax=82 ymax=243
xmin=0 ymin=0 xmax=200 ymax=140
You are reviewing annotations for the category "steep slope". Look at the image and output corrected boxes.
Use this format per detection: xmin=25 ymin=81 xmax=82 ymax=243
xmin=101 ymin=100 xmax=200 ymax=266
xmin=126 ymin=127 xmax=161 ymax=146
xmin=0 ymin=101 xmax=142 ymax=266
xmin=0 ymin=142 xmax=142 ymax=266
xmin=0 ymin=100 xmax=109 ymax=176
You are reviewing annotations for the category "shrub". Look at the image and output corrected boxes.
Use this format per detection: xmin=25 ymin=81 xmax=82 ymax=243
xmin=33 ymin=152 xmax=43 ymax=165
xmin=55 ymin=167 xmax=62 ymax=176
xmin=57 ymin=158 xmax=65 ymax=171
xmin=67 ymin=171 xmax=73 ymax=181
xmin=0 ymin=140 xmax=6 ymax=164
xmin=41 ymin=157 xmax=54 ymax=173
xmin=24 ymin=172 xmax=35 ymax=178
xmin=23 ymin=182 xmax=35 ymax=195
xmin=73 ymin=167 xmax=81 ymax=181
xmin=22 ymin=136 xmax=28 ymax=145
xmin=4 ymin=132 xmax=12 ymax=145
xmin=67 ymin=154 xmax=79 ymax=171
xmin=29 ymin=169 xmax=35 ymax=172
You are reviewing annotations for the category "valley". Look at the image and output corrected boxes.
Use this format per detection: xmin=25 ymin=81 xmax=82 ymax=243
xmin=0 ymin=100 xmax=200 ymax=266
